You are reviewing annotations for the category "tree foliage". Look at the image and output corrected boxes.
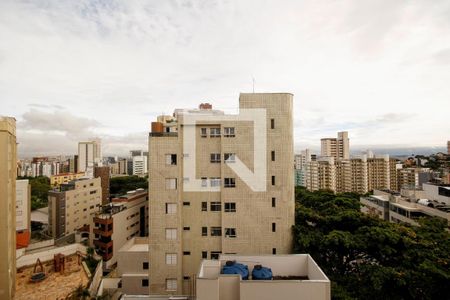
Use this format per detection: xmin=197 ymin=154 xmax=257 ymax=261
xmin=293 ymin=187 xmax=450 ymax=300
xmin=18 ymin=176 xmax=50 ymax=210
xmin=109 ymin=175 xmax=148 ymax=195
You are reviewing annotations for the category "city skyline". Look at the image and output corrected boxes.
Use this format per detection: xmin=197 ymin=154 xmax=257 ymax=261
xmin=1 ymin=0 xmax=450 ymax=157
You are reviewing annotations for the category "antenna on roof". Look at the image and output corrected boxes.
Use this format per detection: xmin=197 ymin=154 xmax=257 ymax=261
xmin=252 ymin=76 xmax=255 ymax=93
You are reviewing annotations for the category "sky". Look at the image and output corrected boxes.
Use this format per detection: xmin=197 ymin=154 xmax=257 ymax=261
xmin=1 ymin=0 xmax=449 ymax=158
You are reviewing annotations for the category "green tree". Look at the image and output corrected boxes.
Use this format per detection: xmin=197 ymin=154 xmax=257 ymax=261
xmin=109 ymin=175 xmax=148 ymax=195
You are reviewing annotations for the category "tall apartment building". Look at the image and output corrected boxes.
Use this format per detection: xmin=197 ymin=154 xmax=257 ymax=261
xmin=94 ymin=166 xmax=110 ymax=204
xmin=0 ymin=116 xmax=17 ymax=299
xmin=294 ymin=149 xmax=311 ymax=187
xmin=132 ymin=155 xmax=148 ymax=176
xmin=48 ymin=177 xmax=102 ymax=238
xmin=78 ymin=139 xmax=102 ymax=177
xmin=320 ymin=131 xmax=349 ymax=160
xmin=91 ymin=189 xmax=148 ymax=269
xmin=148 ymin=93 xmax=295 ymax=294
xmin=397 ymin=168 xmax=432 ymax=190
xmin=317 ymin=157 xmax=336 ymax=191
xmin=335 ymin=157 xmax=368 ymax=194
xmin=16 ymin=179 xmax=31 ymax=249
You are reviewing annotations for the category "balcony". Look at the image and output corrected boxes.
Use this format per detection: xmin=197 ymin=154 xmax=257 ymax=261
xmin=93 ymin=216 xmax=113 ymax=225
xmin=93 ymin=228 xmax=113 ymax=237
xmin=94 ymin=239 xmax=113 ymax=249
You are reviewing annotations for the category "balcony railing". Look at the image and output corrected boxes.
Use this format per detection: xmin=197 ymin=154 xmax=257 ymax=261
xmin=149 ymin=132 xmax=178 ymax=137
xmin=93 ymin=228 xmax=113 ymax=237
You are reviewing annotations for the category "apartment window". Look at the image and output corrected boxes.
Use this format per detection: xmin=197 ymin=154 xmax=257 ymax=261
xmin=165 ymin=228 xmax=177 ymax=240
xmin=224 ymin=202 xmax=236 ymax=212
xmin=210 ymin=202 xmax=221 ymax=211
xmin=210 ymin=177 xmax=221 ymax=187
xmin=272 ymin=222 xmax=276 ymax=232
xmin=202 ymin=227 xmax=208 ymax=236
xmin=272 ymin=176 xmax=275 ymax=186
xmin=201 ymin=202 xmax=207 ymax=211
xmin=166 ymin=279 xmax=177 ymax=291
xmin=142 ymin=279 xmax=149 ymax=287
xmin=224 ymin=127 xmax=235 ymax=137
xmin=183 ymin=226 xmax=190 ymax=231
xmin=210 ymin=153 xmax=221 ymax=163
xmin=271 ymin=118 xmax=275 ymax=129
xmin=201 ymin=177 xmax=208 ymax=187
xmin=202 ymin=251 xmax=208 ymax=259
xmin=224 ymin=153 xmax=235 ymax=163
xmin=90 ymin=190 xmax=97 ymax=194
xmin=143 ymin=262 xmax=149 ymax=270
xmin=210 ymin=128 xmax=221 ymax=137
xmin=183 ymin=276 xmax=191 ymax=280
xmin=200 ymin=128 xmax=207 ymax=137
xmin=271 ymin=151 xmax=275 ymax=161
xmin=224 ymin=178 xmax=236 ymax=188
xmin=272 ymin=248 xmax=277 ymax=255
xmin=183 ymin=201 xmax=190 ymax=206
xmin=166 ymin=154 xmax=177 ymax=165
xmin=225 ymin=228 xmax=236 ymax=238
xmin=166 ymin=253 xmax=177 ymax=265
xmin=211 ymin=251 xmax=221 ymax=260
xmin=183 ymin=251 xmax=191 ymax=255
xmin=166 ymin=203 xmax=177 ymax=214
xmin=165 ymin=178 xmax=177 ymax=190
xmin=211 ymin=227 xmax=222 ymax=236
xmin=272 ymin=197 xmax=276 ymax=208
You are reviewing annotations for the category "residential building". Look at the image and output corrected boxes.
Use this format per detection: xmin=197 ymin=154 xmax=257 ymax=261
xmin=367 ymin=155 xmax=391 ymax=191
xmin=50 ymin=172 xmax=86 ymax=187
xmin=78 ymin=139 xmax=102 ymax=177
xmin=117 ymin=237 xmax=150 ymax=295
xmin=360 ymin=190 xmax=450 ymax=227
xmin=422 ymin=183 xmax=450 ymax=206
xmin=294 ymin=149 xmax=311 ymax=187
xmin=91 ymin=189 xmax=148 ymax=269
xmin=132 ymin=155 xmax=148 ymax=176
xmin=317 ymin=157 xmax=336 ymax=191
xmin=197 ymin=254 xmax=330 ymax=300
xmin=397 ymin=168 xmax=432 ymax=190
xmin=320 ymin=131 xmax=349 ymax=160
xmin=305 ymin=161 xmax=319 ymax=191
xmin=16 ymin=179 xmax=31 ymax=249
xmin=335 ymin=157 xmax=368 ymax=194
xmin=0 ymin=116 xmax=17 ymax=299
xmin=94 ymin=166 xmax=111 ymax=205
xmin=48 ymin=177 xmax=102 ymax=238
xmin=148 ymin=93 xmax=295 ymax=295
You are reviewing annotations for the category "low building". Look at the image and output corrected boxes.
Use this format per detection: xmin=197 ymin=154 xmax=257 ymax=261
xmin=50 ymin=172 xmax=86 ymax=187
xmin=91 ymin=189 xmax=148 ymax=269
xmin=360 ymin=195 xmax=390 ymax=221
xmin=48 ymin=177 xmax=102 ymax=238
xmin=117 ymin=237 xmax=149 ymax=295
xmin=197 ymin=254 xmax=330 ymax=300
xmin=422 ymin=183 xmax=450 ymax=206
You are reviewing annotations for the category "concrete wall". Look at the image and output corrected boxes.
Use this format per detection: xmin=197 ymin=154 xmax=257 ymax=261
xmin=240 ymin=281 xmax=330 ymax=300
xmin=17 ymin=243 xmax=86 ymax=268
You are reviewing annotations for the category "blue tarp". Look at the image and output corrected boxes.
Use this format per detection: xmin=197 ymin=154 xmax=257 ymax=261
xmin=221 ymin=262 xmax=249 ymax=280
xmin=252 ymin=266 xmax=273 ymax=280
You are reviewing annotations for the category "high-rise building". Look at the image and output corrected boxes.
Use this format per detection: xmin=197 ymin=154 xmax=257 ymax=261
xmin=367 ymin=155 xmax=391 ymax=191
xmin=294 ymin=149 xmax=311 ymax=187
xmin=16 ymin=179 xmax=31 ymax=232
xmin=0 ymin=116 xmax=17 ymax=299
xmin=148 ymin=93 xmax=295 ymax=294
xmin=320 ymin=131 xmax=349 ymax=160
xmin=78 ymin=139 xmax=102 ymax=177
xmin=397 ymin=168 xmax=432 ymax=190
xmin=335 ymin=157 xmax=368 ymax=194
xmin=94 ymin=166 xmax=110 ymax=205
xmin=48 ymin=177 xmax=102 ymax=238
xmin=132 ymin=155 xmax=148 ymax=176
xmin=317 ymin=157 xmax=336 ymax=191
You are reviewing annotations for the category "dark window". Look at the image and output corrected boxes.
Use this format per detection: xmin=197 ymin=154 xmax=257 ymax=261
xmin=210 ymin=128 xmax=221 ymax=137
xmin=143 ymin=262 xmax=149 ymax=270
xmin=210 ymin=202 xmax=221 ymax=211
xmin=210 ymin=153 xmax=221 ymax=163
xmin=202 ymin=251 xmax=208 ymax=259
xmin=183 ymin=202 xmax=190 ymax=206
xmin=183 ymin=276 xmax=191 ymax=280
xmin=224 ymin=202 xmax=236 ymax=212
xmin=201 ymin=202 xmax=207 ymax=211
xmin=142 ymin=279 xmax=149 ymax=287
xmin=271 ymin=151 xmax=275 ymax=161
xmin=225 ymin=228 xmax=236 ymax=238
xmin=170 ymin=154 xmax=177 ymax=165
xmin=272 ymin=222 xmax=276 ymax=232
xmin=202 ymin=227 xmax=208 ymax=236
xmin=211 ymin=227 xmax=222 ymax=236
xmin=183 ymin=251 xmax=191 ymax=255
xmin=211 ymin=251 xmax=221 ymax=260
xmin=271 ymin=118 xmax=275 ymax=129
xmin=183 ymin=227 xmax=190 ymax=231
xmin=272 ymin=248 xmax=277 ymax=255
xmin=224 ymin=153 xmax=235 ymax=163
xmin=224 ymin=178 xmax=236 ymax=188
xmin=90 ymin=190 xmax=97 ymax=194
xmin=224 ymin=127 xmax=235 ymax=137
xmin=200 ymin=128 xmax=207 ymax=137
xmin=272 ymin=197 xmax=276 ymax=207
xmin=272 ymin=176 xmax=275 ymax=186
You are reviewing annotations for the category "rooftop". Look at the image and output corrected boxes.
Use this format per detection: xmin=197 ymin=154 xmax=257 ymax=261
xmin=119 ymin=237 xmax=149 ymax=253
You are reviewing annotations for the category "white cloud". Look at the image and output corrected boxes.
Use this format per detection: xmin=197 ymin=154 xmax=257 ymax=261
xmin=0 ymin=0 xmax=449 ymax=157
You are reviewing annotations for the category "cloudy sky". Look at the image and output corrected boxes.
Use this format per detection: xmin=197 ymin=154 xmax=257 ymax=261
xmin=1 ymin=0 xmax=449 ymax=158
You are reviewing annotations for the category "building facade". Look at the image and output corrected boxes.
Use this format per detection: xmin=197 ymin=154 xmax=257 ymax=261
xmin=48 ymin=177 xmax=102 ymax=238
xmin=94 ymin=166 xmax=110 ymax=205
xmin=50 ymin=172 xmax=86 ymax=187
xmin=320 ymin=131 xmax=349 ymax=160
xmin=148 ymin=93 xmax=295 ymax=294
xmin=78 ymin=139 xmax=102 ymax=177
xmin=0 ymin=116 xmax=17 ymax=299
